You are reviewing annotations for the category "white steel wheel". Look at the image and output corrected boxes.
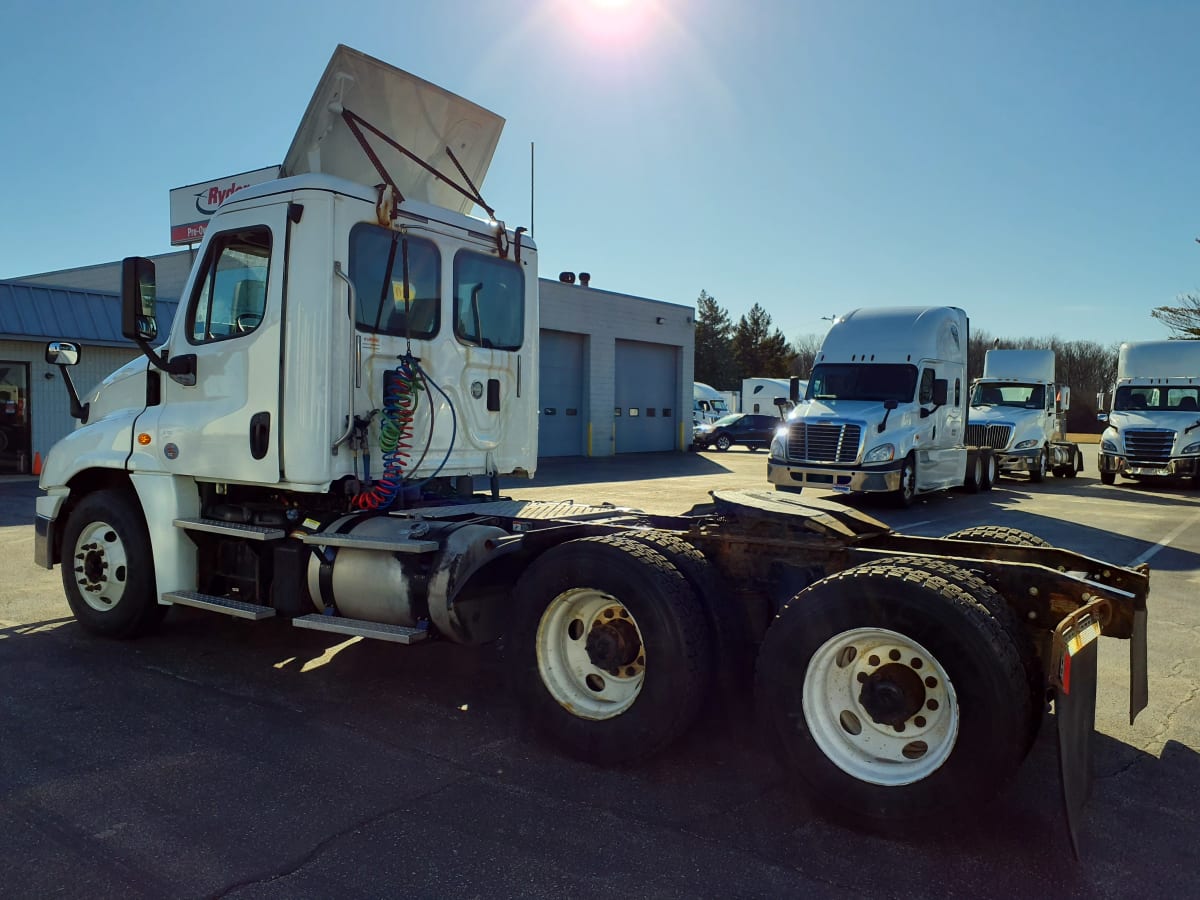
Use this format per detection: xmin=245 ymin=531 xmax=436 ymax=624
xmin=536 ymin=587 xmax=647 ymax=721
xmin=803 ymin=626 xmax=958 ymax=786
xmin=72 ymin=519 xmax=131 ymax=612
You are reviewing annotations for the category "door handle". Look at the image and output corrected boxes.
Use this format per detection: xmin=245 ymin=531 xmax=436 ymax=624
xmin=250 ymin=411 xmax=271 ymax=460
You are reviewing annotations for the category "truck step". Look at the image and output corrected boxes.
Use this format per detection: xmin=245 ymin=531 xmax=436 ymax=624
xmin=174 ymin=518 xmax=286 ymax=541
xmin=163 ymin=590 xmax=277 ymax=620
xmin=292 ymin=613 xmax=429 ymax=644
xmin=299 ymin=533 xmax=439 ymax=553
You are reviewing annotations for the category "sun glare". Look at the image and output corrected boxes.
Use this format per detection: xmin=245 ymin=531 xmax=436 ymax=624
xmin=559 ymin=0 xmax=661 ymax=51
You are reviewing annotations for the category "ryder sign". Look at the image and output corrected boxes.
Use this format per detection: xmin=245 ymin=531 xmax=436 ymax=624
xmin=169 ymin=166 xmax=280 ymax=245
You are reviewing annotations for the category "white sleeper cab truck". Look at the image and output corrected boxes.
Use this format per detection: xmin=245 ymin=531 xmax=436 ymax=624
xmin=34 ymin=47 xmax=1149 ymax=850
xmin=768 ymin=307 xmax=996 ymax=507
xmin=968 ymin=349 xmax=1083 ymax=481
xmin=742 ymin=377 xmax=802 ymax=414
xmin=692 ymin=382 xmax=729 ymax=425
xmin=1097 ymin=340 xmax=1200 ymax=488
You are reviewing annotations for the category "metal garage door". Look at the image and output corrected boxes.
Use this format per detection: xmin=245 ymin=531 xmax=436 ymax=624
xmin=615 ymin=339 xmax=677 ymax=453
xmin=538 ymin=329 xmax=585 ymax=457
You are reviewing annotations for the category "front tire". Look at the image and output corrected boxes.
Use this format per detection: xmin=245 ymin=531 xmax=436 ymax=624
xmin=755 ymin=563 xmax=1030 ymax=825
xmin=60 ymin=489 xmax=164 ymax=638
xmin=508 ymin=536 xmax=712 ymax=765
xmin=1100 ymin=470 xmax=1116 ymax=485
xmin=714 ymin=434 xmax=732 ymax=452
xmin=1029 ymin=447 xmax=1048 ymax=483
xmin=892 ymin=453 xmax=917 ymax=508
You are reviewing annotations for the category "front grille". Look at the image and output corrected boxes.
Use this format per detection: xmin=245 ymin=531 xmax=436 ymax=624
xmin=965 ymin=423 xmax=1013 ymax=450
xmin=1123 ymin=428 xmax=1175 ymax=462
xmin=787 ymin=422 xmax=862 ymax=463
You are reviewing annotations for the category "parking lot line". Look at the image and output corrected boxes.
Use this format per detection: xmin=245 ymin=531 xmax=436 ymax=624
xmin=1129 ymin=509 xmax=1200 ymax=566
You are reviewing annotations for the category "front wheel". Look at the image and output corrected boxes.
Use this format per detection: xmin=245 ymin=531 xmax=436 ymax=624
xmin=1100 ymin=470 xmax=1117 ymax=486
xmin=60 ymin=489 xmax=164 ymax=638
xmin=714 ymin=434 xmax=732 ymax=452
xmin=1029 ymin=447 xmax=1048 ymax=483
xmin=892 ymin=454 xmax=917 ymax=508
xmin=755 ymin=563 xmax=1030 ymax=825
xmin=508 ymin=536 xmax=712 ymax=765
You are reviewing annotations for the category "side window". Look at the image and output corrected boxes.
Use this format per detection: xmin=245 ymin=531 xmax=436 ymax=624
xmin=350 ymin=224 xmax=440 ymax=339
xmin=918 ymin=368 xmax=935 ymax=404
xmin=188 ymin=227 xmax=271 ymax=343
xmin=453 ymin=250 xmax=524 ymax=350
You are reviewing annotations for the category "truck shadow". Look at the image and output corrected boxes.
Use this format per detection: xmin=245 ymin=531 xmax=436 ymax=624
xmin=506 ymin=451 xmax=735 ymax=489
xmin=4 ymin=615 xmax=1195 ymax=896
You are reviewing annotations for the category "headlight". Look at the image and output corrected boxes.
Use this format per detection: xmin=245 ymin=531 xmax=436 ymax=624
xmin=1182 ymin=442 xmax=1200 ymax=456
xmin=1101 ymin=438 xmax=1119 ymax=454
xmin=1014 ymin=439 xmax=1039 ymax=450
xmin=864 ymin=443 xmax=895 ymax=463
xmin=770 ymin=428 xmax=788 ymax=458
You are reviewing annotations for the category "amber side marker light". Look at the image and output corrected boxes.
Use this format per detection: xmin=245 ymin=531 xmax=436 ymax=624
xmin=137 ymin=433 xmax=152 ymax=446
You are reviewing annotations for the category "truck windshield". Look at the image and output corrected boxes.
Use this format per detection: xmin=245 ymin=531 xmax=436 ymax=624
xmin=1115 ymin=385 xmax=1200 ymax=412
xmin=807 ymin=364 xmax=918 ymax=403
xmin=971 ymin=383 xmax=1045 ymax=408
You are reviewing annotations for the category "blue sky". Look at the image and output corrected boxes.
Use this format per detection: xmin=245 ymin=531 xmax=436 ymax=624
xmin=1 ymin=0 xmax=1196 ymax=346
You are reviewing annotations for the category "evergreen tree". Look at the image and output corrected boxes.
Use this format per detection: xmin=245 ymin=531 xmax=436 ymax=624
xmin=694 ymin=290 xmax=736 ymax=389
xmin=731 ymin=303 xmax=794 ymax=381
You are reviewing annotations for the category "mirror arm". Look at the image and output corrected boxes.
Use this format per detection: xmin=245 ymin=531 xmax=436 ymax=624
xmin=57 ymin=365 xmax=89 ymax=423
xmin=133 ymin=339 xmax=196 ymax=386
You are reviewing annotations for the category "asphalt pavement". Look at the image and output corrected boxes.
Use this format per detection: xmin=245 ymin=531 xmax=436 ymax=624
xmin=2 ymin=450 xmax=1198 ymax=898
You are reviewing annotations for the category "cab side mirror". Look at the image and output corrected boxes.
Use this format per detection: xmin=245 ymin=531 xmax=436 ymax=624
xmin=932 ymin=379 xmax=948 ymax=406
xmin=45 ymin=340 xmax=81 ymax=366
xmin=121 ymin=256 xmax=158 ymax=342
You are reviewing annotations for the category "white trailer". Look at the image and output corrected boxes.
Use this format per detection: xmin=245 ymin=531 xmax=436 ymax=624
xmin=968 ymin=349 xmax=1083 ymax=481
xmin=742 ymin=377 xmax=799 ymax=414
xmin=1097 ymin=340 xmax=1200 ymax=487
xmin=33 ymin=47 xmax=1148 ymax=847
xmin=767 ymin=307 xmax=995 ymax=507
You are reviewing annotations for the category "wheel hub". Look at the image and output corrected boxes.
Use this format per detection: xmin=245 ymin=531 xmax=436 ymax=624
xmin=585 ymin=617 xmax=641 ymax=671
xmin=858 ymin=662 xmax=926 ymax=727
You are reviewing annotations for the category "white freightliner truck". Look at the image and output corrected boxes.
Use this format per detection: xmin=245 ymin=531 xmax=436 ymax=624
xmin=768 ymin=307 xmax=997 ymax=507
xmin=1097 ymin=340 xmax=1200 ymax=488
xmin=968 ymin=349 xmax=1084 ymax=482
xmin=692 ymin=382 xmax=730 ymax=425
xmin=34 ymin=47 xmax=1148 ymax=846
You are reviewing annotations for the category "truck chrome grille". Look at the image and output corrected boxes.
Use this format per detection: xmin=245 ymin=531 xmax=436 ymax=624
xmin=787 ymin=422 xmax=862 ymax=463
xmin=965 ymin=423 xmax=1013 ymax=450
xmin=1123 ymin=428 xmax=1175 ymax=462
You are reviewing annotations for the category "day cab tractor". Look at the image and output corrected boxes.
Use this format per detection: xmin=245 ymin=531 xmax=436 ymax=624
xmin=34 ymin=46 xmax=1147 ymax=852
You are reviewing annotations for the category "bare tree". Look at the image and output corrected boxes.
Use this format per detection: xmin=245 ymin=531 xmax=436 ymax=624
xmin=1150 ymin=293 xmax=1200 ymax=339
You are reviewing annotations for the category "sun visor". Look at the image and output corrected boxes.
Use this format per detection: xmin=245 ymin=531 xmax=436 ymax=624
xmin=282 ymin=45 xmax=505 ymax=216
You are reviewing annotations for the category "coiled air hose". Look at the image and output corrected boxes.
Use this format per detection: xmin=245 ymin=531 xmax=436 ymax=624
xmin=353 ymin=359 xmax=419 ymax=510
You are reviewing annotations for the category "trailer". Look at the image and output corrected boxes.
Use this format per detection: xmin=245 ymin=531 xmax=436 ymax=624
xmin=34 ymin=46 xmax=1148 ymax=851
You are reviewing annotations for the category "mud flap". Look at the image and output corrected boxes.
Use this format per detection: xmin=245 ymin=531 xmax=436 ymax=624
xmin=1052 ymin=602 xmax=1104 ymax=860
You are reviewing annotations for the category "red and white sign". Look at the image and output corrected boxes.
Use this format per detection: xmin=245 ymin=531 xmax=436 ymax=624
xmin=169 ymin=166 xmax=281 ymax=246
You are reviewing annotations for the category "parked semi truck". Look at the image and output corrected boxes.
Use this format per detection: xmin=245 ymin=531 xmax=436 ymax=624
xmin=693 ymin=382 xmax=730 ymax=425
xmin=743 ymin=377 xmax=806 ymax=414
xmin=1097 ymin=340 xmax=1200 ymax=487
xmin=768 ymin=307 xmax=997 ymax=507
xmin=968 ymin=349 xmax=1083 ymax=481
xmin=34 ymin=47 xmax=1147 ymax=845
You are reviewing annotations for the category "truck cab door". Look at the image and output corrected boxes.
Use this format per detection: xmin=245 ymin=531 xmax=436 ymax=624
xmin=917 ymin=365 xmax=964 ymax=488
xmin=147 ymin=204 xmax=288 ymax=483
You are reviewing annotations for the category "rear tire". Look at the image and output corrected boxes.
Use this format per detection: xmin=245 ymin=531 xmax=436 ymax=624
xmin=1065 ymin=448 xmax=1081 ymax=478
xmin=508 ymin=536 xmax=712 ymax=765
xmin=963 ymin=454 xmax=983 ymax=493
xmin=942 ymin=525 xmax=1052 ymax=549
xmin=60 ymin=489 xmax=165 ymax=638
xmin=755 ymin=562 xmax=1030 ymax=825
xmin=981 ymin=451 xmax=996 ymax=491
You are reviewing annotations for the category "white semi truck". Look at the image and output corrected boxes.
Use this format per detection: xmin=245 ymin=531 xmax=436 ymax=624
xmin=768 ymin=307 xmax=997 ymax=507
xmin=1097 ymin=340 xmax=1200 ymax=487
xmin=742 ymin=377 xmax=805 ymax=414
xmin=693 ymin=382 xmax=730 ymax=424
xmin=34 ymin=47 xmax=1148 ymax=845
xmin=968 ymin=349 xmax=1083 ymax=481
